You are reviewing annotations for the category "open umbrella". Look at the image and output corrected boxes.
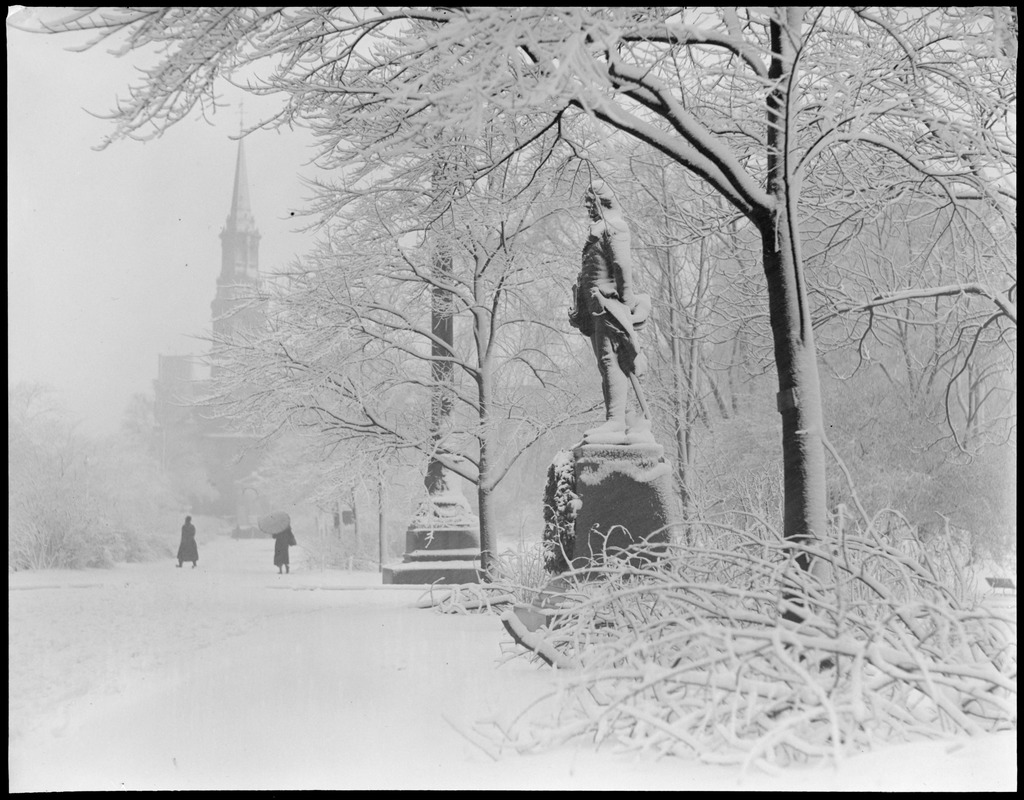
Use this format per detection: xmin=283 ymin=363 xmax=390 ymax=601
xmin=258 ymin=511 xmax=291 ymax=536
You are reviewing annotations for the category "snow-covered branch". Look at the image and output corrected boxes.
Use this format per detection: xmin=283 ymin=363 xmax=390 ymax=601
xmin=822 ymin=283 xmax=1017 ymax=327
xmin=490 ymin=520 xmax=1016 ymax=768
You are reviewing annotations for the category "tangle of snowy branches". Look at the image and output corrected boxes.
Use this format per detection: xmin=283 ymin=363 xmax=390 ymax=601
xmin=416 ymin=546 xmax=552 ymax=612
xmin=486 ymin=519 xmax=1016 ymax=770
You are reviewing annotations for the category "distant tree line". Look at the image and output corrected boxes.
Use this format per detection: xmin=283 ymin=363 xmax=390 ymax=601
xmin=9 ymin=385 xmax=181 ymax=570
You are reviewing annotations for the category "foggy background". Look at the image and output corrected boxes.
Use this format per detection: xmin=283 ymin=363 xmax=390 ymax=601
xmin=8 ymin=7 xmax=318 ymax=435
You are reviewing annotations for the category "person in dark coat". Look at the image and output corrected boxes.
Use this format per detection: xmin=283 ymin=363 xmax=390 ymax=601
xmin=177 ymin=515 xmax=198 ymax=569
xmin=273 ymin=525 xmax=297 ymax=574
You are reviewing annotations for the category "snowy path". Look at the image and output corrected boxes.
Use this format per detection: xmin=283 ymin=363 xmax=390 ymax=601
xmin=12 ymin=592 xmax=542 ymax=790
xmin=9 ymin=537 xmax=1017 ymax=791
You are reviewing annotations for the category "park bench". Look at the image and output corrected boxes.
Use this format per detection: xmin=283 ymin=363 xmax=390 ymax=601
xmin=985 ymin=577 xmax=1016 ymax=594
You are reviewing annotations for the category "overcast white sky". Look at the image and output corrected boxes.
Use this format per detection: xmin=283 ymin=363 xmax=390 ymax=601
xmin=8 ymin=8 xmax=320 ymax=434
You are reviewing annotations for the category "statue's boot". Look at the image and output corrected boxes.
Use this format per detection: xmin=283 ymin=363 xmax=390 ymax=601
xmin=625 ymin=412 xmax=655 ymax=445
xmin=584 ymin=417 xmax=628 ymax=445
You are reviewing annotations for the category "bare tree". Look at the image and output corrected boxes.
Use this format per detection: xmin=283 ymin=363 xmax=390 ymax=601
xmin=39 ymin=7 xmax=1015 ymax=568
xmin=207 ymin=145 xmax=584 ymax=570
xmin=812 ymin=201 xmax=1016 ymax=453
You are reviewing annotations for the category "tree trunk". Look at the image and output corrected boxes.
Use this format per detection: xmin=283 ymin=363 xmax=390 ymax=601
xmin=654 ymin=169 xmax=694 ymax=516
xmin=761 ymin=224 xmax=828 ymax=554
xmin=682 ymin=238 xmax=710 ymax=515
xmin=666 ymin=251 xmax=692 ymax=515
xmin=477 ymin=479 xmax=496 ymax=577
xmin=377 ymin=476 xmax=386 ymax=572
xmin=765 ymin=10 xmax=830 ymax=584
xmin=476 ymin=363 xmax=498 ymax=575
xmin=350 ymin=487 xmax=360 ymax=555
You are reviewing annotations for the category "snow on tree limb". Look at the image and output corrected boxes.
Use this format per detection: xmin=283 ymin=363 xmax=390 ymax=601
xmin=489 ymin=524 xmax=1016 ymax=766
xmin=31 ymin=4 xmax=1015 ymax=571
xmin=822 ymin=283 xmax=1017 ymax=327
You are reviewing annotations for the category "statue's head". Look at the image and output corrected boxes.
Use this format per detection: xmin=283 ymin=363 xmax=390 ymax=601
xmin=585 ymin=180 xmax=615 ymax=221
xmin=185 ymin=515 xmax=192 ymax=523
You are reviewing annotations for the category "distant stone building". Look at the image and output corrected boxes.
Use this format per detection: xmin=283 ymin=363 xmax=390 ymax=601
xmin=153 ymin=139 xmax=264 ymax=525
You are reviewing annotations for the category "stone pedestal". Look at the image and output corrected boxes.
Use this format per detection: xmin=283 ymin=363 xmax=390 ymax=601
xmin=570 ymin=442 xmax=678 ymax=569
xmin=382 ymin=491 xmax=481 ymax=585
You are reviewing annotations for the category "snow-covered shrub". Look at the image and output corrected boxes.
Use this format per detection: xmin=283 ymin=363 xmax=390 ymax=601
xmin=542 ymin=450 xmax=580 ymax=573
xmin=9 ymin=495 xmax=175 ymax=571
xmin=9 ymin=385 xmax=183 ymax=571
xmin=301 ymin=528 xmax=349 ymax=571
xmin=497 ymin=518 xmax=1016 ymax=770
xmin=487 ymin=544 xmax=551 ymax=603
xmin=121 ymin=528 xmax=174 ymax=564
xmin=415 ymin=546 xmax=548 ymax=614
xmin=299 ymin=514 xmax=382 ymax=572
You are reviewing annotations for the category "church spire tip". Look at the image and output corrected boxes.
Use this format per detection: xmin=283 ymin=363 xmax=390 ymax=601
xmin=228 ymin=137 xmax=255 ymax=229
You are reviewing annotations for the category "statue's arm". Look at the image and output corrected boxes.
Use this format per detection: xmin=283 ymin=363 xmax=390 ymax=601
xmin=607 ymin=228 xmax=636 ymax=308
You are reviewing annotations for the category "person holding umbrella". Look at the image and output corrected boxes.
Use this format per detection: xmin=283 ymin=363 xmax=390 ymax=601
xmin=177 ymin=515 xmax=198 ymax=569
xmin=273 ymin=525 xmax=297 ymax=574
xmin=260 ymin=511 xmax=297 ymax=574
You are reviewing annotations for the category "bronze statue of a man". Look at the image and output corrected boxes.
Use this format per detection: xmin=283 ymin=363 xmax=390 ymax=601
xmin=569 ymin=181 xmax=653 ymax=446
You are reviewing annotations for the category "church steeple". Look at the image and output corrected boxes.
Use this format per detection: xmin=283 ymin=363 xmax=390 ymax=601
xmin=152 ymin=132 xmax=269 ymax=524
xmin=211 ymin=138 xmax=262 ymax=361
xmin=227 ymin=138 xmax=257 ymax=235
xmin=218 ymin=138 xmax=261 ymax=283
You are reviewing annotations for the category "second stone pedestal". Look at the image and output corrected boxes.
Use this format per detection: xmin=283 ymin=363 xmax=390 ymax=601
xmin=382 ymin=491 xmax=481 ymax=585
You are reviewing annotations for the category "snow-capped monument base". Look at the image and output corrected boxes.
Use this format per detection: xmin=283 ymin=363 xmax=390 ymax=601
xmin=382 ymin=490 xmax=481 ymax=584
xmin=570 ymin=442 xmax=680 ymax=569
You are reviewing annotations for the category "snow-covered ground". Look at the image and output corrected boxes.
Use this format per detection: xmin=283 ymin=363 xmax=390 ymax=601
xmin=9 ymin=534 xmax=1017 ymax=792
